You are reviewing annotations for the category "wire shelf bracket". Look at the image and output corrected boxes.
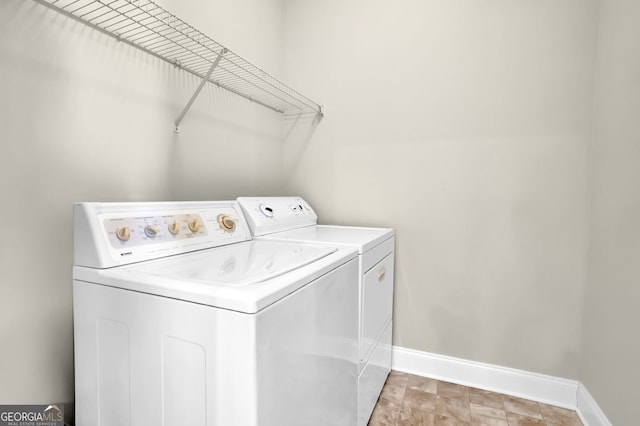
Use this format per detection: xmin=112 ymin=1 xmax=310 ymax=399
xmin=174 ymin=48 xmax=226 ymax=132
xmin=33 ymin=0 xmax=324 ymax=130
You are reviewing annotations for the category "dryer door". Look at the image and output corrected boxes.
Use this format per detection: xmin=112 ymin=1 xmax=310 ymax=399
xmin=360 ymin=253 xmax=395 ymax=362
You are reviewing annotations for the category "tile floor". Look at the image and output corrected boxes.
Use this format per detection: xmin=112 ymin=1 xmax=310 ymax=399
xmin=368 ymin=371 xmax=583 ymax=426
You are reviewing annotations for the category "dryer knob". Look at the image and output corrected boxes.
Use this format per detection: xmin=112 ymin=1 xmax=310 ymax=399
xmin=259 ymin=204 xmax=274 ymax=218
xmin=188 ymin=219 xmax=200 ymax=233
xmin=115 ymin=227 xmax=131 ymax=241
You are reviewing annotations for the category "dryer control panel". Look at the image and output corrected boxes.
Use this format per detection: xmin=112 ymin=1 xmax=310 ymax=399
xmin=74 ymin=201 xmax=251 ymax=268
xmin=237 ymin=196 xmax=318 ymax=236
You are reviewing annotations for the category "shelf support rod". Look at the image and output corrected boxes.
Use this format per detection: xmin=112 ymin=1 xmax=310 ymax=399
xmin=174 ymin=48 xmax=227 ymax=132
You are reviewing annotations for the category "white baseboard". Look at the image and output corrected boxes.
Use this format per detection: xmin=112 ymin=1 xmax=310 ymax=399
xmin=392 ymin=346 xmax=578 ymax=409
xmin=576 ymin=382 xmax=612 ymax=426
xmin=391 ymin=346 xmax=611 ymax=425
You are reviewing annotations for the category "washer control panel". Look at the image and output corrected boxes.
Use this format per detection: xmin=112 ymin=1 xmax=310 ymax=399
xmin=74 ymin=201 xmax=251 ymax=268
xmin=237 ymin=196 xmax=318 ymax=236
xmin=103 ymin=213 xmax=210 ymax=249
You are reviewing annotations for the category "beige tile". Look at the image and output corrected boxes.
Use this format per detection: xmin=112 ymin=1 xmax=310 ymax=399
xmin=397 ymin=404 xmax=435 ymax=426
xmin=372 ymin=375 xmax=582 ymax=426
xmin=407 ymin=374 xmax=438 ymax=394
xmin=474 ymin=416 xmax=510 ymax=426
xmin=369 ymin=398 xmax=401 ymax=425
xmin=538 ymin=403 xmax=582 ymax=426
xmin=435 ymin=414 xmax=470 ymax=425
xmin=506 ymin=412 xmax=547 ymax=425
xmin=403 ymin=387 xmax=437 ymax=411
xmin=367 ymin=420 xmax=392 ymax=426
xmin=503 ymin=395 xmax=543 ymax=420
xmin=435 ymin=395 xmax=471 ymax=423
xmin=380 ymin=382 xmax=406 ymax=405
xmin=471 ymin=403 xmax=508 ymax=426
xmin=386 ymin=370 xmax=410 ymax=387
xmin=469 ymin=387 xmax=506 ymax=410
xmin=437 ymin=381 xmax=470 ymax=400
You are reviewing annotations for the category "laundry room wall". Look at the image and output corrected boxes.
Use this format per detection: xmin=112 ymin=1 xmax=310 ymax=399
xmin=0 ymin=0 xmax=284 ymax=412
xmin=282 ymin=0 xmax=598 ymax=380
xmin=582 ymin=0 xmax=640 ymax=423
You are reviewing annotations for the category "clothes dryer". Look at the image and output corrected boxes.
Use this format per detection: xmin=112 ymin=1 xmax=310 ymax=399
xmin=237 ymin=196 xmax=394 ymax=426
xmin=73 ymin=201 xmax=358 ymax=426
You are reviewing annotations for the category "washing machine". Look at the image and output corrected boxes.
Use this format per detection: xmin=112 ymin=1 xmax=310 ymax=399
xmin=72 ymin=200 xmax=359 ymax=426
xmin=237 ymin=197 xmax=394 ymax=426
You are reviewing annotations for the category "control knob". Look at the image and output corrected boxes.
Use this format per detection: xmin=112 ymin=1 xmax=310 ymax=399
xmin=115 ymin=227 xmax=131 ymax=241
xmin=144 ymin=225 xmax=160 ymax=238
xmin=218 ymin=215 xmax=236 ymax=232
xmin=168 ymin=222 xmax=180 ymax=235
xmin=259 ymin=204 xmax=274 ymax=218
xmin=188 ymin=219 xmax=200 ymax=233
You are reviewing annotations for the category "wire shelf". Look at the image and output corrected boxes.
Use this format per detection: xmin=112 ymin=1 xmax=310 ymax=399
xmin=35 ymin=0 xmax=323 ymax=127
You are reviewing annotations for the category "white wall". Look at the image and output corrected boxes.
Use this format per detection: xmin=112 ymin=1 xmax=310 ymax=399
xmin=0 ymin=0 xmax=284 ymax=410
xmin=282 ymin=0 xmax=598 ymax=379
xmin=3 ymin=0 xmax=639 ymax=423
xmin=582 ymin=0 xmax=640 ymax=423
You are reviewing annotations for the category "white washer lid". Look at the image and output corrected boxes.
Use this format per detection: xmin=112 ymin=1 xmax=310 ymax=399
xmin=259 ymin=225 xmax=394 ymax=254
xmin=73 ymin=240 xmax=357 ymax=313
xmin=123 ymin=240 xmax=336 ymax=285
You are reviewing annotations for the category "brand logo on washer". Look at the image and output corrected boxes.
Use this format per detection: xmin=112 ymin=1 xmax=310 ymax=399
xmin=120 ymin=251 xmax=133 ymax=256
